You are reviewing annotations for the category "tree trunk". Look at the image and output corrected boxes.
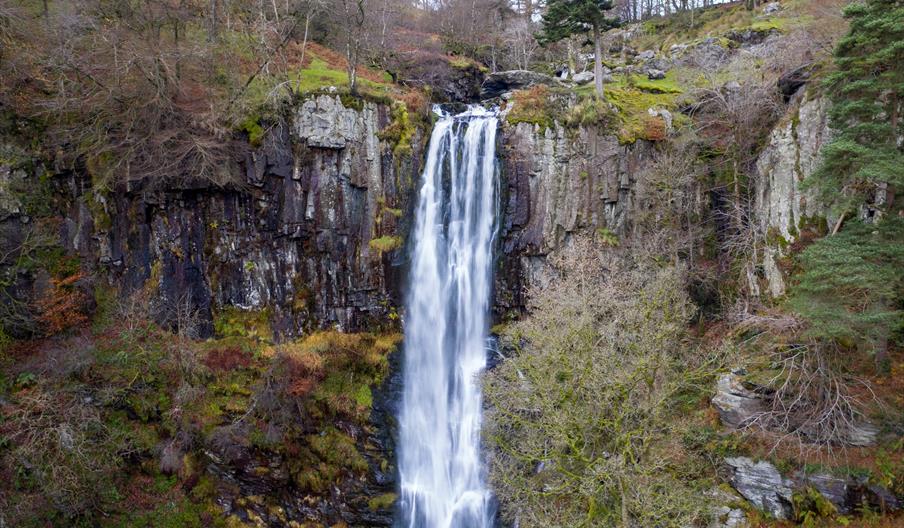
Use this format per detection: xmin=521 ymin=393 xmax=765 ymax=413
xmin=294 ymin=11 xmax=312 ymax=95
xmin=567 ymin=40 xmax=576 ymax=76
xmin=208 ymin=0 xmax=219 ymax=42
xmin=593 ymin=23 xmax=604 ymax=97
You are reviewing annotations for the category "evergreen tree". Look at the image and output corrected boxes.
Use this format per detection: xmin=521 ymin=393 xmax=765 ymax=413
xmin=540 ymin=0 xmax=619 ymax=96
xmin=805 ymin=0 xmax=904 ymax=216
xmin=789 ymin=218 xmax=904 ymax=369
xmin=791 ymin=0 xmax=904 ymax=371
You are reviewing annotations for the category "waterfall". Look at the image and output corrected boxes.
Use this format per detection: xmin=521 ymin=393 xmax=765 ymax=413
xmin=397 ymin=106 xmax=499 ymax=528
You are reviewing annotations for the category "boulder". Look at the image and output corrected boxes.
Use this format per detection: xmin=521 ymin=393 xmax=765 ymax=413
xmin=480 ymin=70 xmax=561 ymax=99
xmin=711 ymin=506 xmax=746 ymax=528
xmin=647 ymin=69 xmax=666 ymax=80
xmin=725 ymin=457 xmax=794 ymax=519
xmin=637 ymin=50 xmax=656 ymax=61
xmin=795 ymin=472 xmax=851 ymax=513
xmin=763 ymin=1 xmax=781 ymax=13
xmin=726 ymin=28 xmax=774 ymax=45
xmin=711 ymin=371 xmax=766 ymax=427
xmin=794 ymin=471 xmax=901 ymax=514
xmin=648 ymin=108 xmax=673 ymax=131
xmin=573 ymin=71 xmax=595 ymax=85
xmin=669 ymin=43 xmax=689 ymax=55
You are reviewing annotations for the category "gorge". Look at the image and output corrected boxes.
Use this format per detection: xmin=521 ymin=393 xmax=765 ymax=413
xmin=1 ymin=0 xmax=903 ymax=526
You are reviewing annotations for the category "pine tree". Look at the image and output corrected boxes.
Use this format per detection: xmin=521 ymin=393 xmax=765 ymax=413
xmin=790 ymin=0 xmax=904 ymax=371
xmin=540 ymin=0 xmax=619 ymax=96
xmin=804 ymin=0 xmax=904 ymax=216
xmin=789 ymin=218 xmax=904 ymax=369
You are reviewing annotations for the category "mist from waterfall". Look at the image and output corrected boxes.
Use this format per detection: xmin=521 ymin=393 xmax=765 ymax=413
xmin=396 ymin=106 xmax=499 ymax=528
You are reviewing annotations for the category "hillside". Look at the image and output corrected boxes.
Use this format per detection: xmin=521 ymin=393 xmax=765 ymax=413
xmin=1 ymin=0 xmax=903 ymax=527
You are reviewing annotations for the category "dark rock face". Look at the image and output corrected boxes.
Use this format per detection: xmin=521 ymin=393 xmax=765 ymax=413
xmin=57 ymin=96 xmax=423 ymax=339
xmin=778 ymin=62 xmax=815 ymax=101
xmin=389 ymin=52 xmax=486 ymax=102
xmin=481 ymin=70 xmax=562 ymax=99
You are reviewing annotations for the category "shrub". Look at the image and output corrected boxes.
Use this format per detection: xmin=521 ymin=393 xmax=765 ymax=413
xmin=505 ymin=85 xmax=562 ymax=130
xmin=483 ymin=236 xmax=716 ymax=527
xmin=563 ymin=95 xmax=614 ymax=128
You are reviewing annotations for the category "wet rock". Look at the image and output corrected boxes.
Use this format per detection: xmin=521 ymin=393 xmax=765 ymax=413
xmin=725 ymin=457 xmax=794 ymax=519
xmin=711 ymin=371 xmax=766 ymax=427
xmin=481 ymin=70 xmax=561 ymax=99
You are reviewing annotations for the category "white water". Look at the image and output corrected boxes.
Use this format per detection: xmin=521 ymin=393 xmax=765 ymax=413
xmin=397 ymin=106 xmax=499 ymax=528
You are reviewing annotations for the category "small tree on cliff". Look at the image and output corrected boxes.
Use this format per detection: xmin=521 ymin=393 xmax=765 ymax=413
xmin=540 ymin=0 xmax=619 ymax=97
xmin=804 ymin=0 xmax=904 ymax=217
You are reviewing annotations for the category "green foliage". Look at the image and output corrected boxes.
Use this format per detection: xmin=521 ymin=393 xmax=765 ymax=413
xmin=564 ymin=95 xmax=615 ymax=128
xmin=213 ymin=306 xmax=273 ymax=342
xmin=113 ymin=498 xmax=208 ymax=528
xmin=368 ymin=492 xmax=398 ymax=511
xmin=239 ymin=116 xmax=265 ymax=147
xmin=792 ymin=487 xmax=839 ymax=527
xmin=540 ymin=0 xmax=619 ymax=44
xmin=805 ymin=0 xmax=904 ymax=214
xmin=595 ymin=227 xmax=620 ymax=247
xmin=788 ymin=218 xmax=904 ymax=355
xmin=368 ymin=235 xmax=403 ymax=253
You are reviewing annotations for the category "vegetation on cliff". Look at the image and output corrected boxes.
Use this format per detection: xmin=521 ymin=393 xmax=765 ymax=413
xmin=0 ymin=286 xmax=401 ymax=526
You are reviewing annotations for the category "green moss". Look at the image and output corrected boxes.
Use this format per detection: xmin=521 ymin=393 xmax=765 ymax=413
xmin=765 ymin=226 xmax=790 ymax=250
xmin=239 ymin=116 xmax=265 ymax=147
xmin=213 ymin=306 xmax=273 ymax=342
xmin=369 ymin=235 xmax=402 ymax=253
xmin=293 ymin=427 xmax=369 ymax=493
xmin=368 ymin=492 xmax=398 ymax=511
xmin=564 ymin=96 xmax=615 ymax=129
xmin=449 ymin=56 xmax=488 ymax=72
xmin=584 ymin=71 xmax=684 ymax=143
xmin=111 ymin=498 xmax=208 ymax=528
xmin=378 ymin=101 xmax=416 ymax=157
xmin=354 ymin=384 xmax=373 ymax=408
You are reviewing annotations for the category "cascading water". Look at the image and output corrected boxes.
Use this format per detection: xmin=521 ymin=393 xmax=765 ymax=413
xmin=397 ymin=106 xmax=499 ymax=528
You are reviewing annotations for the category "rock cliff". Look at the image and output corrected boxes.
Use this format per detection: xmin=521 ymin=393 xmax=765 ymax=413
xmin=56 ymin=95 xmax=424 ymax=339
xmin=495 ymin=120 xmax=657 ymax=315
xmin=748 ymin=90 xmax=832 ymax=298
